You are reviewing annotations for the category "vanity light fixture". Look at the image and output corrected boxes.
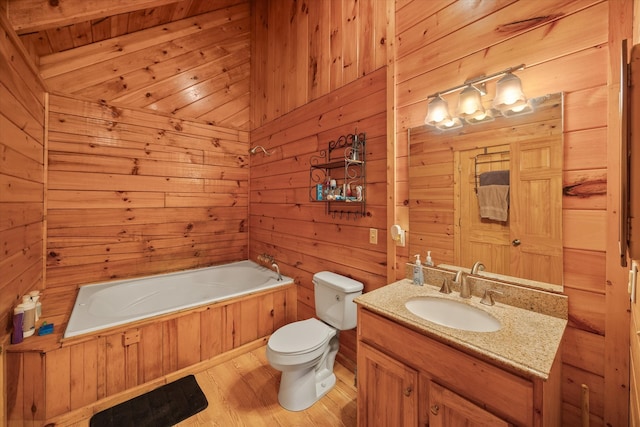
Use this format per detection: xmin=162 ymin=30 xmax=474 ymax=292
xmin=424 ymin=64 xmax=531 ymax=130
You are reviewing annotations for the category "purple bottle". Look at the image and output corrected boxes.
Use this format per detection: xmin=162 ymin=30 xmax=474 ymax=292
xmin=12 ymin=305 xmax=24 ymax=344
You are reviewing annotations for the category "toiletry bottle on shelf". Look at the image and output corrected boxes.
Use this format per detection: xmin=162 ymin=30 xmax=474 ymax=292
xmin=21 ymin=296 xmax=36 ymax=338
xmin=12 ymin=305 xmax=24 ymax=344
xmin=413 ymin=254 xmax=424 ymax=286
xmin=425 ymin=251 xmax=434 ymax=267
xmin=29 ymin=290 xmax=41 ymax=322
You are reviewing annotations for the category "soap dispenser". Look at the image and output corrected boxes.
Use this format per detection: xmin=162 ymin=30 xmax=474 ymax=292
xmin=413 ymin=254 xmax=424 ymax=286
xmin=425 ymin=251 xmax=434 ymax=267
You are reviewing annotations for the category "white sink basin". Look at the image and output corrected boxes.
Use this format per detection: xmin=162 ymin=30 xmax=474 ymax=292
xmin=405 ymin=296 xmax=501 ymax=332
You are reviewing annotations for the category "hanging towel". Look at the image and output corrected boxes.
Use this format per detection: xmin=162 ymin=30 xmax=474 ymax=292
xmin=479 ymin=170 xmax=510 ymax=186
xmin=477 ymin=185 xmax=510 ymax=222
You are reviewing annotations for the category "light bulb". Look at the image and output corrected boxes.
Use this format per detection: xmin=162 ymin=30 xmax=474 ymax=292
xmin=493 ymin=73 xmax=527 ymax=112
xmin=425 ymin=95 xmax=451 ymax=126
xmin=457 ymin=85 xmax=485 ymax=118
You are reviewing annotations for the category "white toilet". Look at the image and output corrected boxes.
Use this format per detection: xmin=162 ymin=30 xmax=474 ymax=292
xmin=266 ymin=271 xmax=363 ymax=411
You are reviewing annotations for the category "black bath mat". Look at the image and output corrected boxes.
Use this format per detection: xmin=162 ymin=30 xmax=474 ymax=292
xmin=90 ymin=375 xmax=208 ymax=427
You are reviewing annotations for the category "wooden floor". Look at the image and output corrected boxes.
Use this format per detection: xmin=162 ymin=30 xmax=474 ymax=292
xmin=67 ymin=346 xmax=357 ymax=427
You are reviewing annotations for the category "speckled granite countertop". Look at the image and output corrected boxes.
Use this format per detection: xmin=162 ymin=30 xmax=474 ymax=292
xmin=355 ymin=279 xmax=567 ymax=380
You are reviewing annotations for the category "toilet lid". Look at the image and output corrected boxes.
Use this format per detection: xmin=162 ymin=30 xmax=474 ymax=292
xmin=269 ymin=318 xmax=334 ymax=355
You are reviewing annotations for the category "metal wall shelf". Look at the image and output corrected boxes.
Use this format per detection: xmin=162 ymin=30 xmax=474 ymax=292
xmin=309 ymin=131 xmax=366 ymax=219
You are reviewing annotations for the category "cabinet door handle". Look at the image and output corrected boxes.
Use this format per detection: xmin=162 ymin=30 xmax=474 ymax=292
xmin=512 ymin=239 xmax=521 ymax=246
xmin=403 ymin=386 xmax=412 ymax=397
xmin=430 ymin=404 xmax=440 ymax=415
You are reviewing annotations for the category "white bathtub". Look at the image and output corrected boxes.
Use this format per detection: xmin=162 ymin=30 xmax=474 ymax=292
xmin=64 ymin=260 xmax=293 ymax=339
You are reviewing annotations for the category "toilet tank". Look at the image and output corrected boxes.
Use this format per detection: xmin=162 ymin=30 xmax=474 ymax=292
xmin=313 ymin=271 xmax=363 ymax=330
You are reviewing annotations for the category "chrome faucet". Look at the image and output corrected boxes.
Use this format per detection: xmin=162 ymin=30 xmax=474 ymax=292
xmin=257 ymin=253 xmax=282 ymax=281
xmin=471 ymin=261 xmax=485 ymax=275
xmin=271 ymin=262 xmax=283 ymax=281
xmin=452 ymin=270 xmax=472 ymax=298
xmin=459 ymin=273 xmax=472 ymax=299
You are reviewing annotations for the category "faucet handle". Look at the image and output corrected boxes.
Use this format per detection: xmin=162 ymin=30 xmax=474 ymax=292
xmin=439 ymin=278 xmax=452 ymax=294
xmin=480 ymin=289 xmax=503 ymax=306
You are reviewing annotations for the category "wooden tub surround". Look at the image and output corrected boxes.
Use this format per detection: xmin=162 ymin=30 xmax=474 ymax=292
xmin=6 ymin=283 xmax=296 ymax=426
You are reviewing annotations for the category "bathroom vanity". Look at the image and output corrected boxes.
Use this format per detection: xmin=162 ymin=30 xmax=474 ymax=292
xmin=355 ymin=278 xmax=567 ymax=427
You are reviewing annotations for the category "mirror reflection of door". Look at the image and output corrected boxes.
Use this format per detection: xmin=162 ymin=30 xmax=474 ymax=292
xmin=455 ymin=136 xmax=562 ymax=284
xmin=456 ymin=146 xmax=511 ymax=274
xmin=511 ymin=136 xmax=563 ymax=284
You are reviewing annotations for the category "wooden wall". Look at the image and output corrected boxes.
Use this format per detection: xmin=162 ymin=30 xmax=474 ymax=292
xmin=46 ymin=93 xmax=249 ymax=292
xmin=40 ymin=2 xmax=251 ymax=130
xmin=250 ymin=0 xmax=391 ymax=128
xmin=249 ymin=0 xmax=394 ymax=365
xmin=393 ymin=1 xmax=631 ymax=425
xmin=248 ymin=66 xmax=390 ymax=365
xmin=0 ymin=12 xmax=46 ymax=337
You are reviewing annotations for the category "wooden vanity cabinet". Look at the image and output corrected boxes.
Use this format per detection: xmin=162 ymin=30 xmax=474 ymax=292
xmin=357 ymin=307 xmax=561 ymax=427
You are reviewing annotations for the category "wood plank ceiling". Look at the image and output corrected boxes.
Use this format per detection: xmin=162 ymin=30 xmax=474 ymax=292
xmin=4 ymin=0 xmax=251 ymax=129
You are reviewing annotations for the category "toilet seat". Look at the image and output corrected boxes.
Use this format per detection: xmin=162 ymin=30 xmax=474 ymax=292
xmin=268 ymin=318 xmax=335 ymax=355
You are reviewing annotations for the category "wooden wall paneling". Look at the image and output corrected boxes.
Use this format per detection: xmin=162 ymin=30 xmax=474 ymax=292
xmin=95 ymin=336 xmax=107 ymax=400
xmin=250 ymin=0 xmax=389 ymax=127
xmin=605 ymin=1 xmax=633 ymax=425
xmin=308 ymin=1 xmax=332 ymax=100
xmin=249 ymin=61 xmax=390 ymax=363
xmin=563 ymin=248 xmax=607 ymax=295
xmin=200 ymin=305 xmax=224 ymax=360
xmin=176 ymin=312 xmax=201 ymax=370
xmin=44 ymin=347 xmax=71 ymax=419
xmin=104 ymin=333 xmax=126 ymax=397
xmin=341 ymin=0 xmax=358 ymax=84
xmin=562 ymin=327 xmax=605 ymax=378
xmin=5 ymin=352 xmax=22 ymax=425
xmin=329 ymin=0 xmax=343 ymax=92
xmin=563 ymin=364 xmax=606 ymax=423
xmin=257 ymin=292 xmax=274 ymax=338
xmin=125 ymin=338 xmax=140 ymax=390
xmin=162 ymin=319 xmax=179 ymax=375
xmin=46 ymin=94 xmax=249 ymax=291
xmin=0 ymin=10 xmax=46 ymax=359
xmin=238 ymin=297 xmax=259 ymax=346
xmin=139 ymin=323 xmax=164 ymax=383
xmin=69 ymin=340 xmax=99 ymax=411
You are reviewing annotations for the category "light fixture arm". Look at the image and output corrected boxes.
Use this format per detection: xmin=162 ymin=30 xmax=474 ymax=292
xmin=426 ymin=64 xmax=525 ymax=99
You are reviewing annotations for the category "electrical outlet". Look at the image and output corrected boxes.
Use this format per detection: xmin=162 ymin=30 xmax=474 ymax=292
xmin=369 ymin=228 xmax=378 ymax=244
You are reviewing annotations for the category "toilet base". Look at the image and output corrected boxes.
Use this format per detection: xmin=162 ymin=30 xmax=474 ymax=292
xmin=278 ymin=366 xmax=337 ymax=412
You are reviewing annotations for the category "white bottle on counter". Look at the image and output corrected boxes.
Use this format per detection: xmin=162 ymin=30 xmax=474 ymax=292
xmin=413 ymin=254 xmax=424 ymax=286
xmin=425 ymin=251 xmax=434 ymax=267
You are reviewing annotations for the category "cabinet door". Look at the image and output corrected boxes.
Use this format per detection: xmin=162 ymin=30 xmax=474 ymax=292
xmin=357 ymin=342 xmax=418 ymax=427
xmin=429 ymin=381 xmax=511 ymax=427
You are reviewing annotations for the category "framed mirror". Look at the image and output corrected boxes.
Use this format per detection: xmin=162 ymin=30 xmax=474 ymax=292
xmin=408 ymin=93 xmax=563 ymax=291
